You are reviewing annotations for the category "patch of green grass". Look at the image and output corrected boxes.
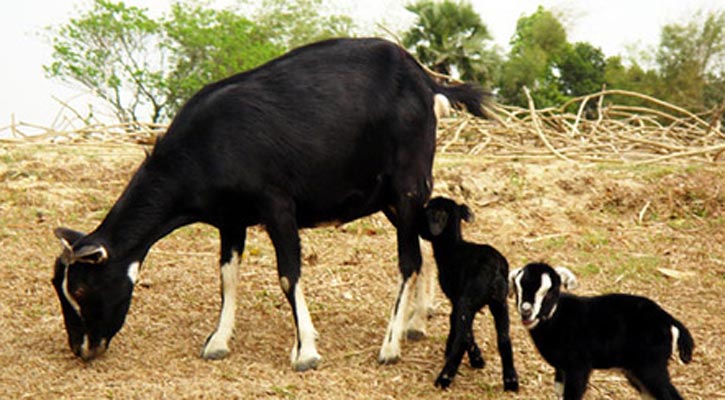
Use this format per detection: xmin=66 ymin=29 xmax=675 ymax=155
xmin=579 ymin=263 xmax=602 ymax=276
xmin=269 ymin=385 xmax=298 ymax=399
xmin=614 ymin=254 xmax=662 ymax=281
xmin=578 ymin=229 xmax=610 ymax=251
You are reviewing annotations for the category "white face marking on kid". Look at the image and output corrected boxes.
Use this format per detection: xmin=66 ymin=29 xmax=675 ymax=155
xmin=515 ymin=272 xmax=552 ymax=330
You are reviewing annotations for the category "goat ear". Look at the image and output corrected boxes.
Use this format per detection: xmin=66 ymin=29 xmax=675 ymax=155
xmin=427 ymin=209 xmax=448 ymax=237
xmin=555 ymin=266 xmax=578 ymax=291
xmin=459 ymin=204 xmax=474 ymax=223
xmin=54 ymin=227 xmax=86 ymax=249
xmin=73 ymin=244 xmax=109 ymax=265
xmin=507 ymin=267 xmax=522 ymax=298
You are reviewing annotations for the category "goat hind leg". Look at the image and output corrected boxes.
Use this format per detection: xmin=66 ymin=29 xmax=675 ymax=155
xmin=379 ymin=202 xmax=423 ymax=364
xmin=490 ymin=301 xmax=519 ymax=392
xmin=405 ymin=245 xmax=435 ymax=341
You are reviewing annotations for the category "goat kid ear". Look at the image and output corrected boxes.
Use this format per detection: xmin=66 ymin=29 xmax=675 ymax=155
xmin=507 ymin=267 xmax=522 ymax=298
xmin=459 ymin=204 xmax=474 ymax=223
xmin=554 ymin=266 xmax=578 ymax=291
xmin=427 ymin=209 xmax=448 ymax=237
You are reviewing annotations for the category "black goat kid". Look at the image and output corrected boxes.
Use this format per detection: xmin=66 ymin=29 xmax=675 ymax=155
xmin=419 ymin=197 xmax=519 ymax=391
xmin=509 ymin=262 xmax=694 ymax=400
xmin=50 ymin=38 xmax=488 ymax=370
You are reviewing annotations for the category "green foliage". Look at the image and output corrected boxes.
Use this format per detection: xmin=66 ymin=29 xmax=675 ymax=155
xmin=403 ymin=0 xmax=500 ymax=86
xmin=498 ymin=6 xmax=573 ymax=107
xmin=558 ymin=42 xmax=606 ymax=96
xmin=253 ymin=0 xmax=355 ymax=50
xmin=45 ymin=0 xmax=166 ymax=123
xmin=161 ymin=2 xmax=285 ymax=118
xmin=45 ymin=0 xmax=354 ymax=123
xmin=655 ymin=10 xmax=725 ymax=112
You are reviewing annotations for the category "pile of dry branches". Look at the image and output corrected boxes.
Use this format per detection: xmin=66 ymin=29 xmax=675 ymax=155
xmin=438 ymin=88 xmax=725 ymax=164
xmin=3 ymin=89 xmax=724 ymax=164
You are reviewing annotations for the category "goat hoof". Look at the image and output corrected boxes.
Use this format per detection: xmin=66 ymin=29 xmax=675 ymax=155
xmin=469 ymin=355 xmax=485 ymax=369
xmin=201 ymin=347 xmax=229 ymax=360
xmin=435 ymin=374 xmax=453 ymax=389
xmin=292 ymin=355 xmax=321 ymax=372
xmin=406 ymin=329 xmax=426 ymax=341
xmin=504 ymin=376 xmax=519 ymax=392
xmin=377 ymin=354 xmax=400 ymax=365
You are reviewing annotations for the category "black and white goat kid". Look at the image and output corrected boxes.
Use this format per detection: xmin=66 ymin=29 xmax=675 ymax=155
xmin=419 ymin=197 xmax=518 ymax=391
xmin=50 ymin=38 xmax=488 ymax=370
xmin=509 ymin=262 xmax=694 ymax=400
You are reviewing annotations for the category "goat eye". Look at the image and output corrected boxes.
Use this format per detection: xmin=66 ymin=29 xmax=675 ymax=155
xmin=73 ymin=286 xmax=87 ymax=301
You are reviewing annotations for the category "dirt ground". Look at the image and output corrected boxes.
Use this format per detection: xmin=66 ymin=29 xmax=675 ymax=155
xmin=0 ymin=142 xmax=723 ymax=399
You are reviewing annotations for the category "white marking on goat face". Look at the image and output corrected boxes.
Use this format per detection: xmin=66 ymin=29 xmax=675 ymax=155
xmin=61 ymin=264 xmax=82 ymax=317
xmin=515 ymin=272 xmax=552 ymax=330
xmin=127 ymin=261 xmax=140 ymax=285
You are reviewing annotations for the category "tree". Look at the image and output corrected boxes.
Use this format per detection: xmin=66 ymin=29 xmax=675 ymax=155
xmin=402 ymin=0 xmax=500 ymax=86
xmin=45 ymin=0 xmax=355 ymax=123
xmin=655 ymin=10 xmax=725 ymax=112
xmin=253 ymin=0 xmax=355 ymax=50
xmin=45 ymin=0 xmax=166 ymax=123
xmin=558 ymin=42 xmax=606 ymax=97
xmin=161 ymin=2 xmax=284 ymax=118
xmin=498 ymin=6 xmax=569 ymax=107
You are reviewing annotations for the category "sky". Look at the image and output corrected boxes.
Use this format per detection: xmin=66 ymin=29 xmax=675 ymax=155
xmin=1 ymin=0 xmax=723 ymax=134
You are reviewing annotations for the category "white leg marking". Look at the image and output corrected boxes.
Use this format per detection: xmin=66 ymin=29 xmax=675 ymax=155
xmin=554 ymin=381 xmax=564 ymax=399
xmin=406 ymin=258 xmax=434 ymax=340
xmin=202 ymin=252 xmax=240 ymax=359
xmin=379 ymin=276 xmax=414 ymax=363
xmin=670 ymin=325 xmax=681 ymax=363
xmin=290 ymin=282 xmax=321 ymax=371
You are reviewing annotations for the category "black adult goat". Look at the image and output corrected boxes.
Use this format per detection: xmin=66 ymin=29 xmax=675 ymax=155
xmin=51 ymin=38 xmax=487 ymax=371
xmin=509 ymin=262 xmax=694 ymax=400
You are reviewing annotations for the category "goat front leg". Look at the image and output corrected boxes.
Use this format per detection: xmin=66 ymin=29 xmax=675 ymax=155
xmin=264 ymin=197 xmax=321 ymax=371
xmin=202 ymin=228 xmax=246 ymax=360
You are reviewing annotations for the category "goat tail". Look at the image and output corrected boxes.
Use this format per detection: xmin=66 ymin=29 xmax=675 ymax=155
xmin=671 ymin=319 xmax=694 ymax=364
xmin=435 ymin=82 xmax=490 ymax=118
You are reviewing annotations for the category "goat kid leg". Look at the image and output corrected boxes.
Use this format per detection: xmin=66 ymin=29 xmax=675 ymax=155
xmin=202 ymin=230 xmax=246 ymax=360
xmin=466 ymin=337 xmax=485 ymax=369
xmin=554 ymin=369 xmax=565 ymax=400
xmin=435 ymin=304 xmax=475 ymax=389
xmin=490 ymin=301 xmax=519 ymax=391
xmin=632 ymin=367 xmax=683 ymax=400
xmin=562 ymin=368 xmax=591 ymax=400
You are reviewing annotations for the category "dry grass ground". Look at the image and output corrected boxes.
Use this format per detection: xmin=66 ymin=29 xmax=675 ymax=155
xmin=0 ymin=141 xmax=723 ymax=399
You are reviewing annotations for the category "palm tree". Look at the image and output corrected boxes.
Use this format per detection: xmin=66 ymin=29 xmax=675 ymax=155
xmin=403 ymin=0 xmax=498 ymax=86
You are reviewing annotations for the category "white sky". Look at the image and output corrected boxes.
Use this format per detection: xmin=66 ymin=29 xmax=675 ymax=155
xmin=1 ymin=0 xmax=723 ymax=131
